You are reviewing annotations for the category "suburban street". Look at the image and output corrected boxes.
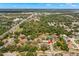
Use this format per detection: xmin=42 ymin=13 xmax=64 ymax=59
xmin=0 ymin=13 xmax=35 ymax=39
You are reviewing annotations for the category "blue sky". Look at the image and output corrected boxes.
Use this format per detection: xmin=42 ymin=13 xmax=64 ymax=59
xmin=0 ymin=3 xmax=79 ymax=9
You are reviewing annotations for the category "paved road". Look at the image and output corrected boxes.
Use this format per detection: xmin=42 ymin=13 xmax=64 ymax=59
xmin=0 ymin=14 xmax=34 ymax=39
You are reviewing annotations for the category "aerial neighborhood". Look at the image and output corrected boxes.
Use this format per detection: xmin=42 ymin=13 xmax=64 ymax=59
xmin=0 ymin=9 xmax=79 ymax=56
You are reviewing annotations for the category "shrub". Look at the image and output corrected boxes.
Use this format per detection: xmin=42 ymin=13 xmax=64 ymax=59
xmin=0 ymin=40 xmax=4 ymax=46
xmin=0 ymin=47 xmax=9 ymax=53
xmin=54 ymin=37 xmax=69 ymax=51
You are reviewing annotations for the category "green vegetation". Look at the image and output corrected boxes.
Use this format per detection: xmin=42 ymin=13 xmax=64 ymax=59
xmin=20 ymin=14 xmax=75 ymax=40
xmin=1 ymin=13 xmax=79 ymax=56
xmin=74 ymin=40 xmax=79 ymax=44
xmin=0 ymin=13 xmax=30 ymax=35
xmin=54 ymin=37 xmax=69 ymax=51
xmin=0 ymin=19 xmax=13 ymax=35
xmin=0 ymin=40 xmax=4 ymax=46
xmin=0 ymin=52 xmax=3 ymax=56
xmin=0 ymin=47 xmax=9 ymax=53
xmin=26 ymin=52 xmax=37 ymax=56
xmin=17 ymin=44 xmax=38 ymax=52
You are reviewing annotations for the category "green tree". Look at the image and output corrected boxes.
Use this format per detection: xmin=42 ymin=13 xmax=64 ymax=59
xmin=54 ymin=37 xmax=69 ymax=51
xmin=0 ymin=40 xmax=4 ymax=46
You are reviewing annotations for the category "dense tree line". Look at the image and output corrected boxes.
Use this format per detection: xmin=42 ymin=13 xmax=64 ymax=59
xmin=19 ymin=14 xmax=75 ymax=39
